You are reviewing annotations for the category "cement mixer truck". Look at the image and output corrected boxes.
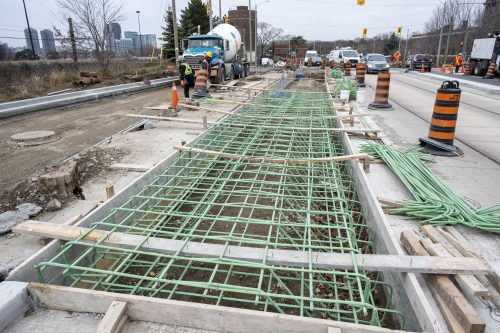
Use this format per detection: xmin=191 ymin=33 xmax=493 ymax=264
xmin=182 ymin=24 xmax=250 ymax=83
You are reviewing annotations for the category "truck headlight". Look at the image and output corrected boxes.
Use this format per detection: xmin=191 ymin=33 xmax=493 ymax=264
xmin=368 ymin=64 xmax=374 ymax=68
xmin=385 ymin=64 xmax=390 ymax=68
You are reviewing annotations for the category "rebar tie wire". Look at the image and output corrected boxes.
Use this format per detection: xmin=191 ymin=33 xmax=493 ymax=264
xmin=361 ymin=143 xmax=500 ymax=233
xmin=36 ymin=88 xmax=404 ymax=328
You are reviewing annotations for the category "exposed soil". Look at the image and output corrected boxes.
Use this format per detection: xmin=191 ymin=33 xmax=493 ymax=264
xmin=0 ymin=87 xmax=171 ymax=210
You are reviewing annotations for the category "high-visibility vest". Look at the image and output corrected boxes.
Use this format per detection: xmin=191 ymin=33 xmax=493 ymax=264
xmin=182 ymin=62 xmax=193 ymax=75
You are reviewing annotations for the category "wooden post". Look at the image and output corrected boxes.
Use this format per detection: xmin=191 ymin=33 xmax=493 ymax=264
xmin=106 ymin=185 xmax=115 ymax=199
xmin=202 ymin=116 xmax=208 ymax=129
xmin=181 ymin=140 xmax=186 ymax=146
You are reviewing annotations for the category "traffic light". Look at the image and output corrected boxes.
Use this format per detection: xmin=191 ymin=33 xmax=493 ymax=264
xmin=362 ymin=28 xmax=368 ymax=38
xmin=357 ymin=0 xmax=366 ymax=5
xmin=396 ymin=26 xmax=402 ymax=36
xmin=223 ymin=14 xmax=229 ymax=24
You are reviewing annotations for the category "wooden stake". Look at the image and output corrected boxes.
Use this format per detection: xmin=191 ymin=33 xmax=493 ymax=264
xmin=202 ymin=116 xmax=208 ymax=129
xmin=106 ymin=185 xmax=115 ymax=199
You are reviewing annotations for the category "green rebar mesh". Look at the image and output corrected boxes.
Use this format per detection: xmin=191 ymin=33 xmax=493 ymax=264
xmin=361 ymin=143 xmax=500 ymax=233
xmin=35 ymin=88 xmax=404 ymax=328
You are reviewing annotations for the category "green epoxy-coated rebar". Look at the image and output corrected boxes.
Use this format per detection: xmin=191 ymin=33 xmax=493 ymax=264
xmin=35 ymin=86 xmax=403 ymax=328
xmin=361 ymin=143 xmax=500 ymax=233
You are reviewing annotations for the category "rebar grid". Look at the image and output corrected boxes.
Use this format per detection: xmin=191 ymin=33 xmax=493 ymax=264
xmin=36 ymin=87 xmax=403 ymax=328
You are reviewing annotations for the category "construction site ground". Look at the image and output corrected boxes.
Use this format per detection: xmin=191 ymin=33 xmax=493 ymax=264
xmin=1 ymin=69 xmax=500 ymax=332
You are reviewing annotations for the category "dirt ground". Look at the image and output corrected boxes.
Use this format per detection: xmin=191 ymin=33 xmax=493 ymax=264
xmin=0 ymin=87 xmax=172 ymax=210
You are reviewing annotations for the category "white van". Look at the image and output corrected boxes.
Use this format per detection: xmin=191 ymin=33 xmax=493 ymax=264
xmin=304 ymin=50 xmax=318 ymax=63
xmin=328 ymin=49 xmax=361 ymax=64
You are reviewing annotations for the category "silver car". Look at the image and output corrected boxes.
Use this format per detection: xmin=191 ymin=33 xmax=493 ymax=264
xmin=365 ymin=53 xmax=390 ymax=74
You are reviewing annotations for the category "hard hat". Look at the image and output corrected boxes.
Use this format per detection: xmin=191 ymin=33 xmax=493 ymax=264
xmin=177 ymin=55 xmax=184 ymax=61
xmin=205 ymin=51 xmax=212 ymax=58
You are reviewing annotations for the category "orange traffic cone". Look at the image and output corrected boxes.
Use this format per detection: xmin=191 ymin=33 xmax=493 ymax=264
xmin=449 ymin=66 xmax=453 ymax=74
xmin=441 ymin=65 xmax=446 ymax=73
xmin=421 ymin=64 xmax=425 ymax=73
xmin=461 ymin=66 xmax=465 ymax=73
xmin=170 ymin=82 xmax=179 ymax=109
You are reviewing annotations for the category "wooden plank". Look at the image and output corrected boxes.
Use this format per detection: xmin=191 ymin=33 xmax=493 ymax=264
xmin=400 ymin=231 xmax=486 ymax=333
xmin=177 ymin=103 xmax=232 ymax=115
xmin=109 ymin=163 xmax=153 ymax=172
xmin=94 ymin=301 xmax=127 ymax=333
xmin=125 ymin=114 xmax=216 ymax=126
xmin=174 ymin=146 xmax=370 ymax=165
xmin=235 ymin=114 xmax=370 ymax=120
xmin=328 ymin=328 xmax=342 ymax=333
xmin=13 ymin=221 xmax=491 ymax=275
xmin=222 ymin=122 xmax=381 ymax=133
xmin=106 ymin=185 xmax=115 ymax=199
xmin=433 ymin=292 xmax=466 ymax=333
xmin=377 ymin=197 xmax=404 ymax=209
xmin=28 ymin=283 xmax=409 ymax=333
xmin=420 ymin=225 xmax=462 ymax=257
xmin=420 ymin=239 xmax=490 ymax=298
xmin=438 ymin=227 xmax=483 ymax=260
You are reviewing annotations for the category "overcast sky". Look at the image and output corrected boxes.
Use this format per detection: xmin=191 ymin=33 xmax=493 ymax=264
xmin=0 ymin=0 xmax=442 ymax=48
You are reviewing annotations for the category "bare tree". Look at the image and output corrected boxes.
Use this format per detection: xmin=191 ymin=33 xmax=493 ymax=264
xmin=56 ymin=0 xmax=125 ymax=73
xmin=257 ymin=22 xmax=284 ymax=59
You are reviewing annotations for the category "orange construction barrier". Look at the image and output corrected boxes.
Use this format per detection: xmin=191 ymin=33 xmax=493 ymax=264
xmin=448 ymin=66 xmax=454 ymax=74
xmin=170 ymin=82 xmax=179 ymax=109
xmin=419 ymin=81 xmax=463 ymax=156
xmin=368 ymin=72 xmax=393 ymax=110
xmin=441 ymin=65 xmax=446 ymax=73
xmin=484 ymin=61 xmax=496 ymax=79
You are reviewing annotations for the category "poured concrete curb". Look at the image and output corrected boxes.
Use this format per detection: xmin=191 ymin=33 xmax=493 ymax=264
xmin=0 ymin=77 xmax=177 ymax=119
xmin=0 ymin=281 xmax=30 ymax=331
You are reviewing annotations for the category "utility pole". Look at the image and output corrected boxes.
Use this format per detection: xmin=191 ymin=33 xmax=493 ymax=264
xmin=462 ymin=11 xmax=470 ymax=59
xmin=209 ymin=0 xmax=213 ymax=31
xmin=444 ymin=13 xmax=453 ymax=65
xmin=172 ymin=0 xmax=179 ymax=60
xmin=248 ymin=0 xmax=253 ymax=63
xmin=436 ymin=1 xmax=447 ymax=67
xmin=219 ymin=0 xmax=222 ymax=20
xmin=136 ymin=10 xmax=144 ymax=57
xmin=372 ymin=38 xmax=375 ymax=53
xmin=22 ymin=0 xmax=36 ymax=59
xmin=403 ymin=28 xmax=410 ymax=62
xmin=68 ymin=18 xmax=78 ymax=64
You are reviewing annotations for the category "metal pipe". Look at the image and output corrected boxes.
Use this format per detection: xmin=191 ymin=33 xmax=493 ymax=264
xmin=137 ymin=10 xmax=144 ymax=57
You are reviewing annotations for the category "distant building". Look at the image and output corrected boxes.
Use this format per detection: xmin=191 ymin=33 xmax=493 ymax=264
xmin=124 ymin=31 xmax=140 ymax=50
xmin=106 ymin=23 xmax=122 ymax=51
xmin=24 ymin=27 xmax=41 ymax=56
xmin=272 ymin=40 xmax=308 ymax=59
xmin=228 ymin=6 xmax=256 ymax=58
xmin=115 ymin=38 xmax=134 ymax=55
xmin=40 ymin=29 xmax=56 ymax=55
xmin=143 ymin=34 xmax=157 ymax=48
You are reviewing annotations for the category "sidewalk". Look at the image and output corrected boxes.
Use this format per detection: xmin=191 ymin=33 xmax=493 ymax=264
xmin=411 ymin=70 xmax=500 ymax=93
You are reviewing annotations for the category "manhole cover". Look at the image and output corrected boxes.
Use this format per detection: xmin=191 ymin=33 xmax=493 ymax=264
xmin=10 ymin=130 xmax=60 ymax=146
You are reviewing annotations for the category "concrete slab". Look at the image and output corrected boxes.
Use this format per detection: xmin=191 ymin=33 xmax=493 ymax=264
xmin=0 ymin=281 xmax=30 ymax=331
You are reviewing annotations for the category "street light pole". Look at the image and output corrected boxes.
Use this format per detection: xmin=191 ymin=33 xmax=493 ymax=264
xmin=436 ymin=0 xmax=446 ymax=67
xmin=248 ymin=0 xmax=252 ymax=63
xmin=209 ymin=0 xmax=213 ymax=31
xmin=22 ymin=0 xmax=37 ymax=59
xmin=254 ymin=0 xmax=270 ymax=67
xmin=136 ymin=10 xmax=144 ymax=57
xmin=172 ymin=0 xmax=179 ymax=61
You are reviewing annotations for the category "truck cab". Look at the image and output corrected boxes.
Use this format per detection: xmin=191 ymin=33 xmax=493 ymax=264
xmin=182 ymin=24 xmax=249 ymax=83
xmin=469 ymin=34 xmax=500 ymax=76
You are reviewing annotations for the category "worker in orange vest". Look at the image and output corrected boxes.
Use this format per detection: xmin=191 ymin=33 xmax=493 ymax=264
xmin=455 ymin=54 xmax=463 ymax=73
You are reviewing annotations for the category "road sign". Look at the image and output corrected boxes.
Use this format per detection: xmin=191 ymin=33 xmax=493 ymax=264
xmin=393 ymin=51 xmax=401 ymax=59
xmin=357 ymin=0 xmax=366 ymax=6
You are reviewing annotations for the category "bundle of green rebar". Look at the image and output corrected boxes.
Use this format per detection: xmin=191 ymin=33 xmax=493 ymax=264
xmin=360 ymin=143 xmax=500 ymax=233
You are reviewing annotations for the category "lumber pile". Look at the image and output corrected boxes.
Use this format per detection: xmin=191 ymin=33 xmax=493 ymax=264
xmin=401 ymin=226 xmax=500 ymax=333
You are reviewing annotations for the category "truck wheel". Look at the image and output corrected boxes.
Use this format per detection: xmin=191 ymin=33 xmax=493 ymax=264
xmin=233 ymin=67 xmax=240 ymax=80
xmin=218 ymin=67 xmax=226 ymax=84
xmin=244 ymin=64 xmax=248 ymax=77
xmin=473 ymin=62 xmax=483 ymax=76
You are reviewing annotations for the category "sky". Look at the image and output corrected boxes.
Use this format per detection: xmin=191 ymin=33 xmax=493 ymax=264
xmin=0 ymin=0 xmax=443 ymax=48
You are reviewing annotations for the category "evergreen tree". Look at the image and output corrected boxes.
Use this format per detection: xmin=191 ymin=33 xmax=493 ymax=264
xmin=384 ymin=33 xmax=398 ymax=55
xmin=179 ymin=0 xmax=210 ymax=39
xmin=161 ymin=5 xmax=178 ymax=59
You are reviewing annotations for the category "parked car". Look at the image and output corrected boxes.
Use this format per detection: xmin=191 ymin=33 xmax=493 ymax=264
xmin=311 ymin=56 xmax=323 ymax=66
xmin=410 ymin=54 xmax=433 ymax=71
xmin=364 ymin=53 xmax=390 ymax=74
xmin=304 ymin=50 xmax=319 ymax=64
xmin=328 ymin=49 xmax=361 ymax=64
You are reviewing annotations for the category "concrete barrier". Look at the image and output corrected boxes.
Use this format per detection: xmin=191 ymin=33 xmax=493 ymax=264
xmin=0 ymin=77 xmax=177 ymax=119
